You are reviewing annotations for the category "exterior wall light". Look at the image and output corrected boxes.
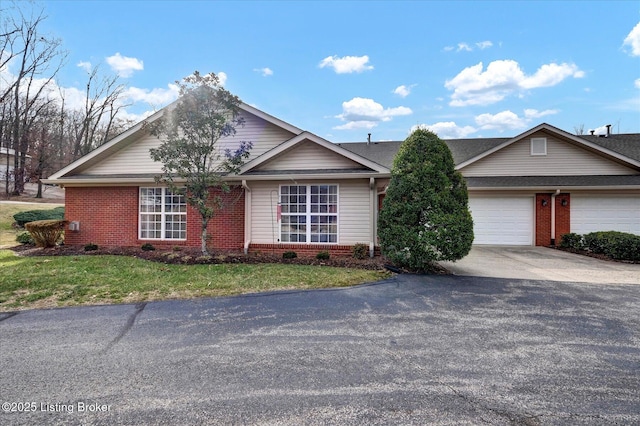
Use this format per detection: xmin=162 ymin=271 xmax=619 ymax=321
xmin=541 ymin=199 xmax=548 ymax=206
xmin=561 ymin=199 xmax=568 ymax=206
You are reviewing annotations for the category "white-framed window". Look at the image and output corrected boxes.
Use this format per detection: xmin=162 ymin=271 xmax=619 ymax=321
xmin=530 ymin=137 xmax=547 ymax=156
xmin=280 ymin=184 xmax=338 ymax=243
xmin=139 ymin=188 xmax=187 ymax=240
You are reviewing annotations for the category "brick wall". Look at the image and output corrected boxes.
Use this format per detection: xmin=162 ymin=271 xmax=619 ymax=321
xmin=535 ymin=193 xmax=552 ymax=246
xmin=64 ymin=186 xmax=245 ymax=250
xmin=65 ymin=187 xmax=139 ymax=246
xmin=536 ymin=192 xmax=572 ymax=246
xmin=555 ymin=193 xmax=571 ymax=244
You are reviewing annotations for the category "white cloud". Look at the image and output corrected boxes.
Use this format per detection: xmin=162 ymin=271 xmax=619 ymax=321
xmin=635 ymin=78 xmax=640 ymax=89
xmin=106 ymin=52 xmax=143 ymax=78
xmin=524 ymin=108 xmax=559 ymax=118
xmin=623 ymin=21 xmax=640 ymax=56
xmin=445 ymin=60 xmax=584 ymax=106
xmin=122 ymin=84 xmax=180 ymax=106
xmin=217 ymin=71 xmax=228 ymax=86
xmin=319 ymin=55 xmax=373 ymax=74
xmin=475 ymin=111 xmax=528 ymax=130
xmin=393 ymin=85 xmax=411 ymax=98
xmin=77 ymin=61 xmax=92 ymax=73
xmin=334 ymin=97 xmax=412 ymax=130
xmin=410 ymin=122 xmax=476 ymax=139
xmin=445 ymin=40 xmax=493 ymax=52
xmin=254 ymin=67 xmax=273 ymax=77
xmin=473 ymin=108 xmax=559 ymax=132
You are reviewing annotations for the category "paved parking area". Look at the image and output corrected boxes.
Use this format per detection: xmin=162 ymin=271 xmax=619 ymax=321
xmin=440 ymin=246 xmax=640 ymax=284
xmin=1 ymin=273 xmax=639 ymax=425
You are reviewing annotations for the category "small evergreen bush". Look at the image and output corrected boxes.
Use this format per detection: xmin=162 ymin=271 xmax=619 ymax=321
xmin=282 ymin=251 xmax=297 ymax=259
xmin=16 ymin=231 xmax=34 ymax=245
xmin=559 ymin=233 xmax=583 ymax=250
xmin=352 ymin=243 xmax=368 ymax=260
xmin=584 ymin=231 xmax=640 ymax=261
xmin=84 ymin=243 xmax=98 ymax=251
xmin=316 ymin=251 xmax=330 ymax=260
xmin=141 ymin=243 xmax=156 ymax=251
xmin=24 ymin=220 xmax=68 ymax=248
xmin=13 ymin=207 xmax=65 ymax=227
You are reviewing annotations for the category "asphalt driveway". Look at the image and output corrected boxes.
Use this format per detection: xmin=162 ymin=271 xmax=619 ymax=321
xmin=1 ymin=274 xmax=639 ymax=425
xmin=441 ymin=246 xmax=640 ymax=284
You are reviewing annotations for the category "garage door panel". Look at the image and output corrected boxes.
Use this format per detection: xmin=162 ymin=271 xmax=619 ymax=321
xmin=469 ymin=197 xmax=533 ymax=245
xmin=572 ymin=197 xmax=640 ymax=235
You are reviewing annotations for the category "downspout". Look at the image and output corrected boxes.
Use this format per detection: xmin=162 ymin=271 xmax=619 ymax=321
xmin=550 ymin=189 xmax=560 ymax=245
xmin=369 ymin=177 xmax=375 ymax=258
xmin=242 ymin=180 xmax=251 ymax=254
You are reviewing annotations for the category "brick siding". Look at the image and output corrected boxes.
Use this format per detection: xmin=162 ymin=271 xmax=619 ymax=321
xmin=249 ymin=243 xmax=379 ymax=258
xmin=535 ymin=193 xmax=552 ymax=246
xmin=555 ymin=193 xmax=571 ymax=244
xmin=64 ymin=186 xmax=244 ymax=250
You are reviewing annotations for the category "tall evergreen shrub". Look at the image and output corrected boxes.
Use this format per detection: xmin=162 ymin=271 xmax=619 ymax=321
xmin=378 ymin=129 xmax=474 ymax=270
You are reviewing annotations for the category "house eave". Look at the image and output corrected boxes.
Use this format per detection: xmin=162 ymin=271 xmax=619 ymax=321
xmin=468 ymin=185 xmax=640 ymax=191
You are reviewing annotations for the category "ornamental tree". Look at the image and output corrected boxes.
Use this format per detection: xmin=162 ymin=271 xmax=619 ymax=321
xmin=378 ymin=128 xmax=473 ymax=270
xmin=146 ymin=71 xmax=252 ymax=254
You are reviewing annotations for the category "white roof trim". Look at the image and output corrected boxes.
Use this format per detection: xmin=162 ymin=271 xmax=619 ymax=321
xmin=456 ymin=123 xmax=640 ymax=171
xmin=46 ymin=101 xmax=304 ymax=182
xmin=238 ymin=131 xmax=389 ymax=175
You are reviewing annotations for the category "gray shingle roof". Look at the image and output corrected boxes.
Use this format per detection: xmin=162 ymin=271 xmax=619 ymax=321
xmin=338 ymin=133 xmax=640 ymax=168
xmin=465 ymin=175 xmax=640 ymax=188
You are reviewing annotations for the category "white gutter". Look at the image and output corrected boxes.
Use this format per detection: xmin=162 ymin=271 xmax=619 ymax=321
xmin=242 ymin=180 xmax=252 ymax=254
xmin=550 ymin=189 xmax=560 ymax=244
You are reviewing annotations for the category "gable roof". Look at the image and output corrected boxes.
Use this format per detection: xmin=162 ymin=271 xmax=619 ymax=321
xmin=340 ymin=123 xmax=640 ymax=170
xmin=239 ymin=131 xmax=389 ymax=175
xmin=46 ymin=101 xmax=305 ymax=182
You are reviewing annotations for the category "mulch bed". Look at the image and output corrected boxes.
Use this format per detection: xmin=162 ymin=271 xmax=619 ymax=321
xmin=9 ymin=244 xmax=450 ymax=274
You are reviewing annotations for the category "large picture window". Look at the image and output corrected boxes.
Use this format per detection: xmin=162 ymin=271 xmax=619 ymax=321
xmin=280 ymin=184 xmax=338 ymax=243
xmin=139 ymin=188 xmax=187 ymax=240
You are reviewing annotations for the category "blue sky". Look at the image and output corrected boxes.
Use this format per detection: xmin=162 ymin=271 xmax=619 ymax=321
xmin=14 ymin=1 xmax=640 ymax=141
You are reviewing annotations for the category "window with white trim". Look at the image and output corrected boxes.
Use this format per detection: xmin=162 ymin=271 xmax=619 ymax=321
xmin=280 ymin=184 xmax=338 ymax=243
xmin=139 ymin=188 xmax=187 ymax=240
xmin=530 ymin=137 xmax=547 ymax=156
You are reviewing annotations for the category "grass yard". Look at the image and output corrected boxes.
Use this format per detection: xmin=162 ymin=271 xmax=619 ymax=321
xmin=0 ymin=202 xmax=64 ymax=248
xmin=0 ymin=250 xmax=390 ymax=311
xmin=0 ymin=203 xmax=390 ymax=311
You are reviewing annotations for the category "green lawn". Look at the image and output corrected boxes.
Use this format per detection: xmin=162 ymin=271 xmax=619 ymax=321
xmin=0 ymin=250 xmax=390 ymax=311
xmin=0 ymin=203 xmax=64 ymax=248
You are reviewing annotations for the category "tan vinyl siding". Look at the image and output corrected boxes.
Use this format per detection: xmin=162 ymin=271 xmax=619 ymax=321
xmin=249 ymin=179 xmax=371 ymax=245
xmin=255 ymin=141 xmax=364 ymax=171
xmin=460 ymin=133 xmax=636 ymax=177
xmin=82 ymin=114 xmax=297 ymax=176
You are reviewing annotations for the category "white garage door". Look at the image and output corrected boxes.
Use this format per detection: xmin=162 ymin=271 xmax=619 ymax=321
xmin=571 ymin=196 xmax=640 ymax=235
xmin=468 ymin=197 xmax=534 ymax=245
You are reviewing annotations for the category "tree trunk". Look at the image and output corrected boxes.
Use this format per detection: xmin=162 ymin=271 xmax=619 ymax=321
xmin=201 ymin=217 xmax=209 ymax=255
xmin=36 ymin=180 xmax=42 ymax=198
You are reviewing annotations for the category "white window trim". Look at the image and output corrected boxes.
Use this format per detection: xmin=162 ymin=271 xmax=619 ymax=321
xmin=279 ymin=184 xmax=339 ymax=244
xmin=139 ymin=187 xmax=187 ymax=241
xmin=530 ymin=137 xmax=547 ymax=156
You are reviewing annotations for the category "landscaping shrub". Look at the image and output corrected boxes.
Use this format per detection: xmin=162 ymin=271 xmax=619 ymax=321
xmin=282 ymin=251 xmax=297 ymax=259
xmin=316 ymin=251 xmax=330 ymax=260
xmin=559 ymin=233 xmax=584 ymax=250
xmin=16 ymin=231 xmax=34 ymax=245
xmin=141 ymin=243 xmax=156 ymax=251
xmin=84 ymin=243 xmax=98 ymax=251
xmin=13 ymin=206 xmax=65 ymax=227
xmin=378 ymin=128 xmax=473 ymax=270
xmin=352 ymin=243 xmax=368 ymax=260
xmin=584 ymin=231 xmax=640 ymax=261
xmin=24 ymin=219 xmax=68 ymax=248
